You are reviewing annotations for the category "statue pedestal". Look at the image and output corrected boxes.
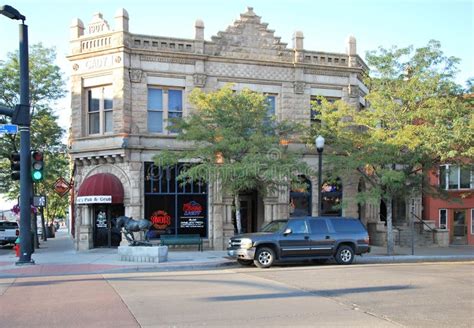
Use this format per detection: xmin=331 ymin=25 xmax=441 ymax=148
xmin=118 ymin=245 xmax=168 ymax=263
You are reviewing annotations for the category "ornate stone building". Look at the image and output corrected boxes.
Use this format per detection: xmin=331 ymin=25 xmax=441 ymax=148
xmin=68 ymin=7 xmax=420 ymax=250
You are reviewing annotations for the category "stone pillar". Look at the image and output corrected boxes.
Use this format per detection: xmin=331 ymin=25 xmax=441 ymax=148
xmin=342 ymin=173 xmax=359 ymax=217
xmin=114 ymin=8 xmax=129 ymax=32
xmin=293 ymin=31 xmax=304 ymax=63
xmin=222 ymin=196 xmax=235 ymax=248
xmin=70 ymin=18 xmax=84 ymax=39
xmin=194 ymin=19 xmax=205 ymax=54
xmin=78 ymin=205 xmax=93 ymax=250
xmin=346 ymin=35 xmax=357 ymax=68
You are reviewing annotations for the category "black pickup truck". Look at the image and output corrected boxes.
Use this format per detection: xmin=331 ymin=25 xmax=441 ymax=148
xmin=227 ymin=216 xmax=370 ymax=268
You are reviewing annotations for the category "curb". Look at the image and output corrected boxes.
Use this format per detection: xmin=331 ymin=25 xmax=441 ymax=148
xmin=356 ymin=255 xmax=474 ymax=264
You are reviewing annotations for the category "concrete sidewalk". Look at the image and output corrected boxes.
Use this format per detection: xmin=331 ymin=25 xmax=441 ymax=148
xmin=0 ymin=228 xmax=473 ymax=277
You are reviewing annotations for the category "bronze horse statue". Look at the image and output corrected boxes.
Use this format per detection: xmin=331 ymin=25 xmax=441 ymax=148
xmin=115 ymin=216 xmax=153 ymax=246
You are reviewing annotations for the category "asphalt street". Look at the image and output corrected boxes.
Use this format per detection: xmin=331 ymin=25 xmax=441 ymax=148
xmin=1 ymin=261 xmax=472 ymax=327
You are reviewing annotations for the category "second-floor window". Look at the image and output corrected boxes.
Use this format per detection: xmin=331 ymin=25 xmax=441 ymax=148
xmin=439 ymin=165 xmax=473 ymax=190
xmin=310 ymin=96 xmax=338 ymax=122
xmin=266 ymin=95 xmax=276 ymax=117
xmin=88 ymin=86 xmax=113 ymax=135
xmin=148 ymin=87 xmax=183 ymax=133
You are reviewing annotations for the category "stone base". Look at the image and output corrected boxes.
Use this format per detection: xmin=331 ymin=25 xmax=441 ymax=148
xmin=118 ymin=245 xmax=168 ymax=263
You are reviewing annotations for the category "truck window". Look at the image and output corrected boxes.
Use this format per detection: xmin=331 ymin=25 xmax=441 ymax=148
xmin=308 ymin=219 xmax=329 ymax=234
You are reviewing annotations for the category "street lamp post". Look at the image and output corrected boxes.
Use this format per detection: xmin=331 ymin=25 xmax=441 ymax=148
xmin=315 ymin=135 xmax=325 ymax=216
xmin=0 ymin=5 xmax=33 ymax=264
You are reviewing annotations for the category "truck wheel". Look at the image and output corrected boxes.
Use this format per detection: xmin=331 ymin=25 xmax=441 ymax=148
xmin=254 ymin=247 xmax=275 ymax=268
xmin=335 ymin=245 xmax=354 ymax=264
xmin=237 ymin=259 xmax=253 ymax=266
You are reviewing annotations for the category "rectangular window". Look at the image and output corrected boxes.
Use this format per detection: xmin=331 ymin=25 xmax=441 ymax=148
xmin=440 ymin=165 xmax=474 ymax=190
xmin=87 ymin=86 xmax=113 ymax=135
xmin=310 ymin=96 xmax=338 ymax=122
xmin=266 ymin=95 xmax=276 ymax=116
xmin=148 ymin=87 xmax=183 ymax=133
xmin=471 ymin=209 xmax=474 ymax=235
xmin=439 ymin=166 xmax=446 ymax=189
xmin=439 ymin=209 xmax=447 ymax=229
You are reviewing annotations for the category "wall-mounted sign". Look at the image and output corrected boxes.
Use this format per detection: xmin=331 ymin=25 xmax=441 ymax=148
xmin=77 ymin=195 xmax=112 ymax=204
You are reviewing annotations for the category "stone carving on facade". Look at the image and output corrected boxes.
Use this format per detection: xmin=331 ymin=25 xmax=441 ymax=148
xmin=140 ymin=55 xmax=195 ymax=65
xmin=304 ymin=68 xmax=350 ymax=78
xmin=193 ymin=73 xmax=207 ymax=87
xmin=87 ymin=13 xmax=110 ymax=35
xmin=294 ymin=81 xmax=305 ymax=94
xmin=211 ymin=7 xmax=288 ymax=60
xmin=348 ymin=84 xmax=359 ymax=97
xmin=129 ymin=69 xmax=143 ymax=83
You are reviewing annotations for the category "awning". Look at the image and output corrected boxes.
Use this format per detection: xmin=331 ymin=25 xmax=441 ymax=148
xmin=77 ymin=173 xmax=124 ymax=204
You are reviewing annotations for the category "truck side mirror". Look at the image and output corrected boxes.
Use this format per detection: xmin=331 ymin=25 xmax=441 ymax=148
xmin=283 ymin=228 xmax=292 ymax=235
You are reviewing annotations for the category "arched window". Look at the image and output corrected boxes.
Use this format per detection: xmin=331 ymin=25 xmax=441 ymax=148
xmin=321 ymin=177 xmax=342 ymax=216
xmin=290 ymin=176 xmax=311 ymax=217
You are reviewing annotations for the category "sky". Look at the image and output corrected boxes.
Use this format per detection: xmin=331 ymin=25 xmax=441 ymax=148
xmin=0 ymin=0 xmax=472 ymax=118
xmin=0 ymin=0 xmax=472 ymax=210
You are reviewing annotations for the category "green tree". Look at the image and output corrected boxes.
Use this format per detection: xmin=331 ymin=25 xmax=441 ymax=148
xmin=156 ymin=85 xmax=311 ymax=234
xmin=0 ymin=44 xmax=68 ymax=225
xmin=310 ymin=40 xmax=472 ymax=255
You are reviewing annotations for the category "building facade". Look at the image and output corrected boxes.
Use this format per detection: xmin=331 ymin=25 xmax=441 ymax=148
xmin=423 ymin=165 xmax=474 ymax=245
xmin=68 ymin=7 xmax=421 ymax=250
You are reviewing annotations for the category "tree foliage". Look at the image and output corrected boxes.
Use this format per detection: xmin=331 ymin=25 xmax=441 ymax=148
xmin=0 ymin=43 xmax=68 ymax=222
xmin=309 ymin=40 xmax=472 ymax=254
xmin=155 ymin=85 xmax=311 ymax=233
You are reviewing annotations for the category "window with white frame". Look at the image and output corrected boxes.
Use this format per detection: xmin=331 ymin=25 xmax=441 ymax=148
xmin=439 ymin=209 xmax=447 ymax=229
xmin=87 ymin=86 xmax=113 ymax=135
xmin=439 ymin=165 xmax=474 ymax=190
xmin=148 ymin=87 xmax=183 ymax=133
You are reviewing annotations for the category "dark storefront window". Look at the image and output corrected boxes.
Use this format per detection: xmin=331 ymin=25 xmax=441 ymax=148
xmin=321 ymin=177 xmax=343 ymax=216
xmin=290 ymin=176 xmax=311 ymax=217
xmin=145 ymin=163 xmax=208 ymax=238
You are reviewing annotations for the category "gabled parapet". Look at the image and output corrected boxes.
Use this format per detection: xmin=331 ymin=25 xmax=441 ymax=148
xmin=69 ymin=9 xmax=128 ymax=55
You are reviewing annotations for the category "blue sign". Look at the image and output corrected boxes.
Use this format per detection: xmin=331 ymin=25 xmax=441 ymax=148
xmin=0 ymin=124 xmax=18 ymax=134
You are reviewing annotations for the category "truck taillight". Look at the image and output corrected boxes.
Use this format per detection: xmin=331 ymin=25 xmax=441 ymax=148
xmin=16 ymin=229 xmax=19 ymax=236
xmin=364 ymin=236 xmax=370 ymax=244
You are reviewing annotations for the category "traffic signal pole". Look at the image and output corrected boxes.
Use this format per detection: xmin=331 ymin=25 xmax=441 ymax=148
xmin=17 ymin=21 xmax=33 ymax=264
xmin=0 ymin=6 xmax=33 ymax=264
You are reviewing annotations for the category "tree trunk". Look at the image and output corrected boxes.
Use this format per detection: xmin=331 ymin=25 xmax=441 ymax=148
xmin=234 ymin=194 xmax=242 ymax=234
xmin=386 ymin=197 xmax=394 ymax=256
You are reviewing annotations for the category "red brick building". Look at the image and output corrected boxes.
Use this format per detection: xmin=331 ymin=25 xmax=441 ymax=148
xmin=423 ymin=165 xmax=474 ymax=245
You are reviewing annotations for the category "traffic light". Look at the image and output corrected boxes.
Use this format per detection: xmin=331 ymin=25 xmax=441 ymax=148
xmin=31 ymin=150 xmax=44 ymax=182
xmin=10 ymin=152 xmax=20 ymax=181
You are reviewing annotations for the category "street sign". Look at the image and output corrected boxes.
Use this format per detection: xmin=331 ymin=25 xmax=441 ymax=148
xmin=0 ymin=124 xmax=18 ymax=134
xmin=53 ymin=177 xmax=71 ymax=197
xmin=33 ymin=195 xmax=47 ymax=207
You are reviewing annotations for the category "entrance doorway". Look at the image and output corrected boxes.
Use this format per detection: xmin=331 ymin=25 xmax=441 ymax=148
xmin=234 ymin=191 xmax=258 ymax=234
xmin=451 ymin=210 xmax=467 ymax=245
xmin=93 ymin=204 xmax=124 ymax=247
